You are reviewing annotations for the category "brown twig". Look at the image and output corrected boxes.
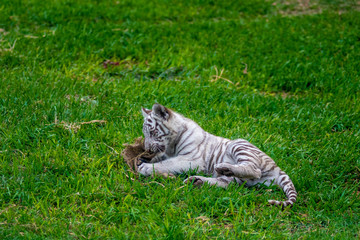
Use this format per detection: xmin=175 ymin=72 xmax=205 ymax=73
xmin=0 ymin=149 xmax=26 ymax=158
xmin=79 ymin=120 xmax=107 ymax=125
xmin=144 ymin=181 xmax=165 ymax=188
xmin=51 ymin=119 xmax=107 ymax=133
xmin=13 ymin=149 xmax=26 ymax=158
xmin=210 ymin=66 xmax=235 ymax=85
xmin=103 ymin=143 xmax=119 ymax=155
xmin=175 ymin=186 xmax=185 ymax=190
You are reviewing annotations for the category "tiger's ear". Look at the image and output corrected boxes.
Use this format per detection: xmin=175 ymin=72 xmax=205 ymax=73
xmin=152 ymin=103 xmax=170 ymax=120
xmin=141 ymin=107 xmax=151 ymax=118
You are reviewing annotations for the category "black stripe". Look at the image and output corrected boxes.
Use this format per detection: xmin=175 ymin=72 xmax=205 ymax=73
xmin=236 ymin=152 xmax=256 ymax=160
xmin=214 ymin=144 xmax=224 ymax=164
xmin=176 ymin=128 xmax=194 ymax=152
xmin=179 ymin=151 xmax=192 ymax=156
xmin=282 ymin=181 xmax=291 ymax=187
xmin=266 ymin=164 xmax=277 ymax=172
xmin=174 ymin=127 xmax=188 ymax=152
xmin=207 ymin=145 xmax=217 ymax=172
xmin=192 ymin=148 xmax=202 ymax=159
xmin=197 ymin=133 xmax=207 ymax=150
xmin=157 ymin=123 xmax=166 ymax=134
xmin=279 ymin=175 xmax=287 ymax=183
xmin=237 ymin=143 xmax=260 ymax=152
xmin=233 ymin=146 xmax=253 ymax=154
xmin=178 ymin=142 xmax=194 ymax=154
xmin=285 ymin=187 xmax=294 ymax=195
xmin=178 ymin=126 xmax=188 ymax=139
xmin=238 ymin=150 xmax=258 ymax=158
xmin=261 ymin=159 xmax=275 ymax=168
xmin=237 ymin=159 xmax=253 ymax=164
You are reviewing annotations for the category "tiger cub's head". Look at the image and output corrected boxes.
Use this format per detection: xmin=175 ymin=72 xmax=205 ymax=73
xmin=141 ymin=103 xmax=172 ymax=153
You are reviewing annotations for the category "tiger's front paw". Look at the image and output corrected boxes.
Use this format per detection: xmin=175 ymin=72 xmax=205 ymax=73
xmin=137 ymin=163 xmax=155 ymax=176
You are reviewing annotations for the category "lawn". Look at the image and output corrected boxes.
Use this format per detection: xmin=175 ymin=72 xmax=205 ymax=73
xmin=1 ymin=0 xmax=360 ymax=239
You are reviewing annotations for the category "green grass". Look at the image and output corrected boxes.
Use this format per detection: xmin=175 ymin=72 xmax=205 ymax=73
xmin=1 ymin=0 xmax=360 ymax=238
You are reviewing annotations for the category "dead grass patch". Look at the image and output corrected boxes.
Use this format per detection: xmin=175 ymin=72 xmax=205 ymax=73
xmin=55 ymin=120 xmax=107 ymax=133
xmin=272 ymin=0 xmax=360 ymax=16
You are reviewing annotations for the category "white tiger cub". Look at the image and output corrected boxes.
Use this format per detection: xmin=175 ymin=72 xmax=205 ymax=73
xmin=138 ymin=103 xmax=297 ymax=207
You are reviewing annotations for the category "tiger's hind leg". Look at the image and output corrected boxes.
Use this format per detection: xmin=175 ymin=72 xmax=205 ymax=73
xmin=215 ymin=163 xmax=261 ymax=179
xmin=184 ymin=176 xmax=239 ymax=188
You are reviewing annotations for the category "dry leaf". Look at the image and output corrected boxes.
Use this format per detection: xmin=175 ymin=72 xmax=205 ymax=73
xmin=103 ymin=60 xmax=120 ymax=68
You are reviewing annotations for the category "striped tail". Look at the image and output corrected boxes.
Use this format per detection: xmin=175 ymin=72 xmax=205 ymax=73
xmin=268 ymin=172 xmax=297 ymax=208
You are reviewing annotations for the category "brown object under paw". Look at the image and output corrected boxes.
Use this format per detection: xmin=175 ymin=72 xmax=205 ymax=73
xmin=121 ymin=137 xmax=156 ymax=171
